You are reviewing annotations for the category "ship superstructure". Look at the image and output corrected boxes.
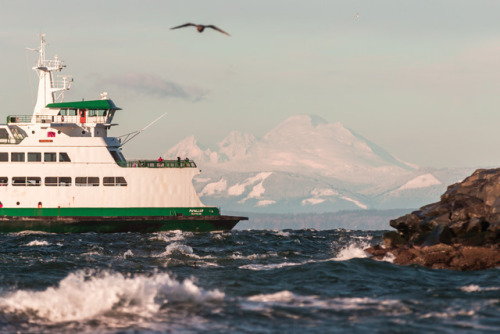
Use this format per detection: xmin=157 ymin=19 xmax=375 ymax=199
xmin=0 ymin=35 xmax=246 ymax=232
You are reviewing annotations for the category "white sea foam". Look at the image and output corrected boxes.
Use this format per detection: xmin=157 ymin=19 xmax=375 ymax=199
xmin=421 ymin=309 xmax=476 ymax=319
xmin=123 ymin=249 xmax=134 ymax=258
xmin=460 ymin=285 xmax=500 ymax=293
xmin=0 ymin=270 xmax=224 ymax=323
xmin=231 ymin=252 xmax=276 ymax=261
xmin=275 ymin=231 xmax=290 ymax=238
xmin=381 ymin=252 xmax=395 ymax=263
xmin=25 ymin=240 xmax=50 ymax=247
xmin=157 ymin=242 xmax=194 ymax=257
xmin=244 ymin=291 xmax=401 ymax=312
xmin=239 ymin=261 xmax=308 ymax=271
xmin=11 ymin=231 xmax=54 ymax=236
xmin=248 ymin=290 xmax=296 ymax=303
xmin=151 ymin=230 xmax=190 ymax=243
xmin=211 ymin=233 xmax=224 ymax=241
xmin=332 ymin=241 xmax=371 ymax=261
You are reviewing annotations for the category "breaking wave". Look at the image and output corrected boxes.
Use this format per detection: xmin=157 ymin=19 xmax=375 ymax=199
xmin=0 ymin=270 xmax=224 ymax=323
xmin=25 ymin=240 xmax=50 ymax=247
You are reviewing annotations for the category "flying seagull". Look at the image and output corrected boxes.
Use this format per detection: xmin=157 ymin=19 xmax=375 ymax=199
xmin=170 ymin=23 xmax=231 ymax=36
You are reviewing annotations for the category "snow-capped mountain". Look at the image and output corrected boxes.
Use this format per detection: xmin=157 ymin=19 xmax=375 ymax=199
xmin=164 ymin=115 xmax=473 ymax=213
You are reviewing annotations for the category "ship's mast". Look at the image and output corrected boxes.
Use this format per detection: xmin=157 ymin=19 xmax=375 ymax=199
xmin=31 ymin=34 xmax=72 ymax=118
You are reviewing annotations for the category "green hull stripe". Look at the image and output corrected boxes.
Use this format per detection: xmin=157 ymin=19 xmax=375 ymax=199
xmin=0 ymin=207 xmax=220 ymax=217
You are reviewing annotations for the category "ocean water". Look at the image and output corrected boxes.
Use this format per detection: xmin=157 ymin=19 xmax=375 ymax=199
xmin=0 ymin=229 xmax=499 ymax=333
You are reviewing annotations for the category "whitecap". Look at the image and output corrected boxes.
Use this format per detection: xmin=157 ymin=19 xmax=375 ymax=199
xmin=244 ymin=291 xmax=401 ymax=312
xmin=82 ymin=251 xmax=101 ymax=256
xmin=332 ymin=241 xmax=371 ymax=261
xmin=164 ymin=242 xmax=193 ymax=256
xmin=123 ymin=249 xmax=134 ymax=258
xmin=230 ymin=252 xmax=274 ymax=260
xmin=151 ymin=230 xmax=193 ymax=243
xmin=25 ymin=240 xmax=50 ymax=247
xmin=211 ymin=234 xmax=224 ymax=241
xmin=248 ymin=290 xmax=296 ymax=303
xmin=460 ymin=285 xmax=500 ymax=293
xmin=239 ymin=262 xmax=305 ymax=271
xmin=10 ymin=231 xmax=54 ymax=236
xmin=0 ymin=270 xmax=224 ymax=323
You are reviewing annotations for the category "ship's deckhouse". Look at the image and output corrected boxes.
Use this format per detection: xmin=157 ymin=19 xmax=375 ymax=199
xmin=7 ymin=99 xmax=121 ymax=138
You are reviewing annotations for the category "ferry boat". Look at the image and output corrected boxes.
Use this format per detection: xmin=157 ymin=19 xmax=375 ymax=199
xmin=0 ymin=35 xmax=247 ymax=233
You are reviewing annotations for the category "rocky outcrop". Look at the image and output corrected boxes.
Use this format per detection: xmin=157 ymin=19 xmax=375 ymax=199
xmin=366 ymin=168 xmax=500 ymax=270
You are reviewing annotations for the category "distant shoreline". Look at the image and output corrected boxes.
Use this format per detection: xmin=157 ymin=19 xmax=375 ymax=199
xmin=232 ymin=208 xmax=410 ymax=230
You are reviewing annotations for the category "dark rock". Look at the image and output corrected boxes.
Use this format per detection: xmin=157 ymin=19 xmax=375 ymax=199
xmin=450 ymin=246 xmax=500 ymax=271
xmin=364 ymin=245 xmax=390 ymax=260
xmin=382 ymin=231 xmax=406 ymax=248
xmin=448 ymin=220 xmax=468 ymax=235
xmin=367 ymin=168 xmax=500 ymax=270
xmin=466 ymin=218 xmax=488 ymax=234
xmin=423 ymin=224 xmax=454 ymax=246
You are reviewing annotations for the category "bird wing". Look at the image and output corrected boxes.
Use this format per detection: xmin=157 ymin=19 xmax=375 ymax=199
xmin=206 ymin=25 xmax=231 ymax=36
xmin=170 ymin=23 xmax=197 ymax=30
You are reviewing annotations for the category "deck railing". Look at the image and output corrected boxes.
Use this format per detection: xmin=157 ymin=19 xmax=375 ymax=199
xmin=7 ymin=115 xmax=111 ymax=125
xmin=118 ymin=159 xmax=197 ymax=168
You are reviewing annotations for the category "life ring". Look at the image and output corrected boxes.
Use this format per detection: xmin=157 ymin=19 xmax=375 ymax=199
xmin=61 ymin=115 xmax=65 ymax=122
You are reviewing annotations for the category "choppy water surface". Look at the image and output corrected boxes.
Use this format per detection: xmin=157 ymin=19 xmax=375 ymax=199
xmin=0 ymin=229 xmax=499 ymax=333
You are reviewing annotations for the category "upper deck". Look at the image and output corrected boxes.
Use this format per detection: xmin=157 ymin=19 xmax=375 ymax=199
xmin=7 ymin=99 xmax=121 ymax=127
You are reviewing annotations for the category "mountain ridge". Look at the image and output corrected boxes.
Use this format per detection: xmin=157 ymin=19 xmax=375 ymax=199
xmin=164 ymin=114 xmax=474 ymax=213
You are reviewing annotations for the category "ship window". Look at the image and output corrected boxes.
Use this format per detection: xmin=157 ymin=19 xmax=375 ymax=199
xmin=116 ymin=177 xmax=127 ymax=186
xmin=103 ymin=176 xmax=127 ymax=186
xmin=27 ymin=177 xmax=41 ymax=186
xmin=12 ymin=177 xmax=26 ymax=186
xmin=44 ymin=152 xmax=57 ymax=162
xmin=88 ymin=177 xmax=99 ymax=186
xmin=45 ymin=176 xmax=72 ymax=186
xmin=0 ymin=129 xmax=9 ymax=143
xmin=59 ymin=152 xmax=71 ymax=162
xmin=109 ymin=150 xmax=125 ymax=164
xmin=11 ymin=152 xmax=25 ymax=162
xmin=103 ymin=177 xmax=114 ymax=186
xmin=45 ymin=177 xmax=58 ymax=186
xmin=0 ymin=177 xmax=7 ymax=186
xmin=28 ymin=152 xmax=42 ymax=162
xmin=76 ymin=177 xmax=99 ymax=187
xmin=63 ymin=109 xmax=77 ymax=116
xmin=12 ymin=177 xmax=40 ymax=186
xmin=59 ymin=177 xmax=71 ymax=186
xmin=0 ymin=153 xmax=8 ymax=162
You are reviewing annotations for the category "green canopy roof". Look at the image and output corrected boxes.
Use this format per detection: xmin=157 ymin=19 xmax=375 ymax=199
xmin=46 ymin=99 xmax=121 ymax=110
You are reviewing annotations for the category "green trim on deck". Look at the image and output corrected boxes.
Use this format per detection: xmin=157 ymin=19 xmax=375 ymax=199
xmin=0 ymin=207 xmax=220 ymax=217
xmin=46 ymin=99 xmax=121 ymax=110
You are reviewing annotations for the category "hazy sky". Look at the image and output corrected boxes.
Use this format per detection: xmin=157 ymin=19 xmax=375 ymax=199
xmin=1 ymin=1 xmax=500 ymax=168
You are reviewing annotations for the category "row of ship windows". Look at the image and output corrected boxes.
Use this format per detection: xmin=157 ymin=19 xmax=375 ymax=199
xmin=0 ymin=176 xmax=127 ymax=187
xmin=0 ymin=152 xmax=71 ymax=162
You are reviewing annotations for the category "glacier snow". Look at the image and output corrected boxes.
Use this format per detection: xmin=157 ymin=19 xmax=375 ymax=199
xmin=164 ymin=115 xmax=474 ymax=213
